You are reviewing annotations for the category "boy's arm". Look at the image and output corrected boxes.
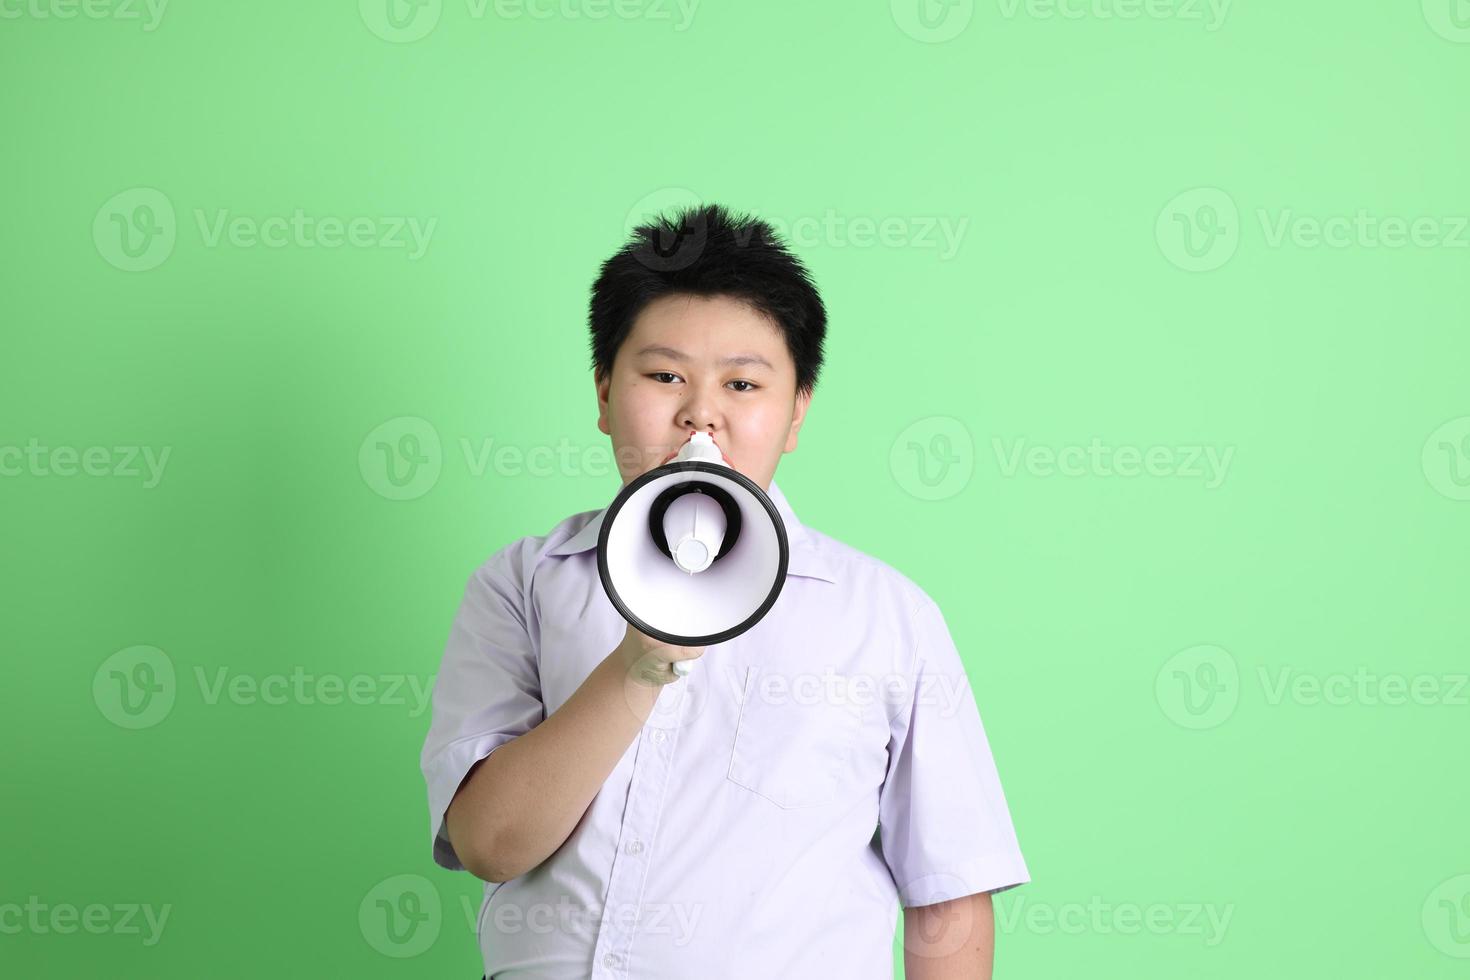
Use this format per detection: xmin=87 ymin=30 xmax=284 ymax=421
xmin=903 ymin=892 xmax=996 ymax=980
xmin=445 ymin=628 xmax=697 ymax=882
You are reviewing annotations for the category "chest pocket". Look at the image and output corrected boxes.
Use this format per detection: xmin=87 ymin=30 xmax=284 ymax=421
xmin=725 ymin=665 xmax=867 ymax=808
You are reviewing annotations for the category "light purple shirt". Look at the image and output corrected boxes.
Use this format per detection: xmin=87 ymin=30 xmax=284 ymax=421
xmin=420 ymin=479 xmax=1030 ymax=979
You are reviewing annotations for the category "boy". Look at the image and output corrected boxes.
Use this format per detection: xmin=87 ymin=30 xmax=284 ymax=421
xmin=420 ymin=203 xmax=1029 ymax=979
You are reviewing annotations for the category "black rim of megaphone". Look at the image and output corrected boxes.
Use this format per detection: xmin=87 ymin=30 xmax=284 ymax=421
xmin=596 ymin=460 xmax=789 ymax=648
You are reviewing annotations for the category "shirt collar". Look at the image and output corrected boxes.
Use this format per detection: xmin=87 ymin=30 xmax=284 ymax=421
xmin=545 ymin=477 xmax=837 ymax=584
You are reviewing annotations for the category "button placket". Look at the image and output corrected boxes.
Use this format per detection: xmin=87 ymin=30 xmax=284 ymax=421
xmin=588 ymin=678 xmax=687 ymax=976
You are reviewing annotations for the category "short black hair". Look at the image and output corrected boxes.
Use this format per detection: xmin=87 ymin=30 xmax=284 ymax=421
xmin=588 ymin=202 xmax=827 ymax=399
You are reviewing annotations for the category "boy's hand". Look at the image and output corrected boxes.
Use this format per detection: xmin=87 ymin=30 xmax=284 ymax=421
xmin=616 ymin=622 xmax=706 ymax=687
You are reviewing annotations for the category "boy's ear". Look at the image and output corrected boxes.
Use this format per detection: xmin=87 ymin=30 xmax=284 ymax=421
xmin=783 ymin=388 xmax=811 ymax=453
xmin=596 ymin=370 xmax=611 ymax=435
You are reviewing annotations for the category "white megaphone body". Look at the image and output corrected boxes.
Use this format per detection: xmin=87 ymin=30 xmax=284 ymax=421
xmin=597 ymin=432 xmax=790 ymax=672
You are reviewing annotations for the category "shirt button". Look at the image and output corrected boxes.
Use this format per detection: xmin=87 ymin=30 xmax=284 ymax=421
xmin=626 ymin=839 xmax=644 ymax=855
xmin=603 ymin=952 xmax=621 ymax=968
xmin=650 ymin=730 xmax=667 ymax=744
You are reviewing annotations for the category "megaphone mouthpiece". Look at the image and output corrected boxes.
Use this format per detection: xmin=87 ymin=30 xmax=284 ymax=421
xmin=674 ymin=431 xmax=728 ymax=467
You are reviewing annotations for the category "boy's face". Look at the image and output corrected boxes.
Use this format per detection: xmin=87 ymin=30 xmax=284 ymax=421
xmin=596 ymin=293 xmax=810 ymax=493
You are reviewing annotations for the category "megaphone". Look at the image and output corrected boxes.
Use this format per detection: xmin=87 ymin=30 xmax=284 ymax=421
xmin=596 ymin=432 xmax=789 ymax=670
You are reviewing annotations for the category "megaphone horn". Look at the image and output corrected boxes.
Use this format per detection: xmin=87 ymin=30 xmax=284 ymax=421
xmin=597 ymin=432 xmax=789 ymax=652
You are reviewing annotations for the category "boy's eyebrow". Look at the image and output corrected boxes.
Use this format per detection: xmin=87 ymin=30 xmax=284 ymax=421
xmin=634 ymin=344 xmax=774 ymax=371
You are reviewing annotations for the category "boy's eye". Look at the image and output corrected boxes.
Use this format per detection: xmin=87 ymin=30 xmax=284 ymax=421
xmin=647 ymin=373 xmax=759 ymax=393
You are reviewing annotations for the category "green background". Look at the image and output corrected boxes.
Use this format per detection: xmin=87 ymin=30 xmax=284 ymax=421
xmin=3 ymin=0 xmax=1467 ymax=976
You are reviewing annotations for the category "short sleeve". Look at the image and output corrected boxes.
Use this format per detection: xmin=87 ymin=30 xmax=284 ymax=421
xmin=419 ymin=557 xmax=544 ymax=872
xmin=877 ymin=598 xmax=1030 ymax=907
